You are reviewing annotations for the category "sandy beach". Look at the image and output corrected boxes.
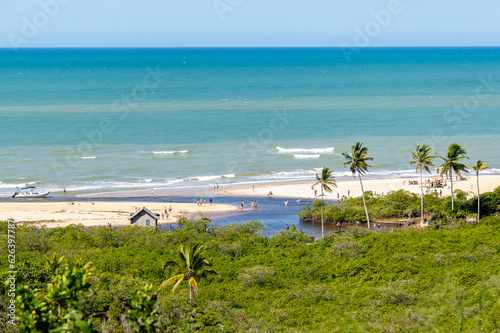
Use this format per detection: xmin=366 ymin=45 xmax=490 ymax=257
xmin=2 ymin=175 xmax=499 ymax=228
xmin=214 ymin=175 xmax=500 ymax=201
xmin=0 ymin=201 xmax=237 ymax=228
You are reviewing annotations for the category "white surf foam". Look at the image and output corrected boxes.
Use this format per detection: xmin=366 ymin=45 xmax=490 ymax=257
xmin=81 ymin=156 xmax=96 ymax=160
xmin=188 ymin=174 xmax=236 ymax=182
xmin=276 ymin=146 xmax=334 ymax=154
xmin=294 ymin=154 xmax=320 ymax=159
xmin=152 ymin=150 xmax=188 ymax=155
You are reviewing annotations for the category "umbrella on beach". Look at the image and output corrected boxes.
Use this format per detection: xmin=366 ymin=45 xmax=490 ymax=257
xmin=431 ymin=175 xmax=443 ymax=181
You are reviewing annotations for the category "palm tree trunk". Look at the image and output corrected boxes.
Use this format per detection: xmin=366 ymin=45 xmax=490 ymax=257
xmin=321 ymin=187 xmax=324 ymax=238
xmin=420 ymin=167 xmax=424 ymax=225
xmin=450 ymin=172 xmax=454 ymax=211
xmin=359 ymin=174 xmax=370 ymax=229
xmin=189 ymin=284 xmax=196 ymax=303
xmin=477 ymin=172 xmax=480 ymax=223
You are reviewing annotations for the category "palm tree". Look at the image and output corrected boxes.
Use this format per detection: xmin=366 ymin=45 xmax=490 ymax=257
xmin=472 ymin=160 xmax=489 ymax=222
xmin=311 ymin=167 xmax=337 ymax=238
xmin=161 ymin=243 xmax=219 ymax=303
xmin=342 ymin=142 xmax=373 ymax=228
xmin=44 ymin=254 xmax=66 ymax=274
xmin=437 ymin=143 xmax=469 ymax=211
xmin=409 ymin=144 xmax=436 ymax=225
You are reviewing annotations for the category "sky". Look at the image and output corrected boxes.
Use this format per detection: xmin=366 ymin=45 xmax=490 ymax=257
xmin=0 ymin=0 xmax=499 ymax=48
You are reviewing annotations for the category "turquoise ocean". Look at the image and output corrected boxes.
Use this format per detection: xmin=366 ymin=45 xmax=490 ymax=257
xmin=1 ymin=47 xmax=499 ymax=197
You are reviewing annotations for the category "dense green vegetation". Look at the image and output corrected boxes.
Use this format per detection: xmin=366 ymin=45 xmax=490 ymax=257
xmin=2 ymin=211 xmax=500 ymax=332
xmin=300 ymin=187 xmax=500 ymax=225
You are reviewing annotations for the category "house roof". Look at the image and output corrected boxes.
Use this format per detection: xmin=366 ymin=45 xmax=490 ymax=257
xmin=128 ymin=206 xmax=160 ymax=220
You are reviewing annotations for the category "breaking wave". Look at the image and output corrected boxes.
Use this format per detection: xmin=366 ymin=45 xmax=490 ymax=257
xmin=276 ymin=146 xmax=334 ymax=154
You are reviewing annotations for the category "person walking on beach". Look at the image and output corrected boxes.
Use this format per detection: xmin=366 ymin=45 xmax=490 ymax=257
xmin=254 ymin=200 xmax=257 ymax=209
xmin=284 ymin=201 xmax=288 ymax=207
xmin=151 ymin=188 xmax=154 ymax=197
xmin=286 ymin=224 xmax=289 ymax=231
xmin=241 ymin=200 xmax=244 ymax=209
xmin=348 ymin=189 xmax=350 ymax=197
xmin=209 ymin=197 xmax=212 ymax=206
xmin=252 ymin=185 xmax=255 ymax=192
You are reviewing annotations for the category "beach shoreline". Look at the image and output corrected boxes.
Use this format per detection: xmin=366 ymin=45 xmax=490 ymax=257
xmin=0 ymin=201 xmax=238 ymax=229
xmin=212 ymin=175 xmax=500 ymax=201
xmin=3 ymin=175 xmax=499 ymax=229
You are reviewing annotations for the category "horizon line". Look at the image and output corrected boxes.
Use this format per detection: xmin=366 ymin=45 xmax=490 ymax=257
xmin=1 ymin=45 xmax=500 ymax=50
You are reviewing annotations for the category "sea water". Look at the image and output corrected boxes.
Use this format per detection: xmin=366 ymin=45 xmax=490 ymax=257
xmin=1 ymin=47 xmax=499 ymax=196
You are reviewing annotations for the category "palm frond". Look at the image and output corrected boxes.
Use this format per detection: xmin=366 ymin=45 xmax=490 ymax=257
xmin=410 ymin=144 xmax=435 ymax=174
xmin=312 ymin=167 xmax=337 ymax=193
xmin=162 ymin=260 xmax=178 ymax=271
xmin=171 ymin=275 xmax=185 ymax=293
xmin=188 ymin=277 xmax=199 ymax=292
xmin=343 ymin=142 xmax=373 ymax=177
xmin=163 ymin=243 xmax=218 ymax=302
xmin=473 ymin=160 xmax=489 ymax=173
xmin=161 ymin=274 xmax=184 ymax=287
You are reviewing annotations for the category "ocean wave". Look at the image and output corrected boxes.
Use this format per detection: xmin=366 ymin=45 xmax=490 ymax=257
xmin=257 ymin=168 xmax=429 ymax=182
xmin=263 ymin=169 xmax=318 ymax=180
xmin=187 ymin=174 xmax=236 ymax=182
xmin=276 ymin=146 xmax=334 ymax=154
xmin=2 ymin=167 xmax=497 ymax=198
xmin=0 ymin=182 xmax=26 ymax=189
xmin=152 ymin=150 xmax=188 ymax=155
xmin=294 ymin=154 xmax=320 ymax=159
xmin=81 ymin=156 xmax=96 ymax=160
xmin=483 ymin=168 xmax=500 ymax=174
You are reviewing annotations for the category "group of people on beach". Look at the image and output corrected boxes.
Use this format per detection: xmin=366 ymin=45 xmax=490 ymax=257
xmin=240 ymin=199 xmax=258 ymax=210
xmin=161 ymin=206 xmax=172 ymax=220
xmin=197 ymin=198 xmax=213 ymax=206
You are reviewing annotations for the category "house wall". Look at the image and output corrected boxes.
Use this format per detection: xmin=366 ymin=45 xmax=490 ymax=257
xmin=131 ymin=211 xmax=158 ymax=226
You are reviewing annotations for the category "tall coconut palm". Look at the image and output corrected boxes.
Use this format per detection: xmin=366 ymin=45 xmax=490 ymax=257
xmin=311 ymin=167 xmax=337 ymax=238
xmin=472 ymin=160 xmax=489 ymax=222
xmin=437 ymin=143 xmax=468 ymax=211
xmin=161 ymin=243 xmax=219 ymax=303
xmin=409 ymin=144 xmax=436 ymax=225
xmin=342 ymin=142 xmax=373 ymax=228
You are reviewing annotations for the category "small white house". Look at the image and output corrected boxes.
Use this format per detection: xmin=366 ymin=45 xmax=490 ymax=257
xmin=128 ymin=207 xmax=160 ymax=226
